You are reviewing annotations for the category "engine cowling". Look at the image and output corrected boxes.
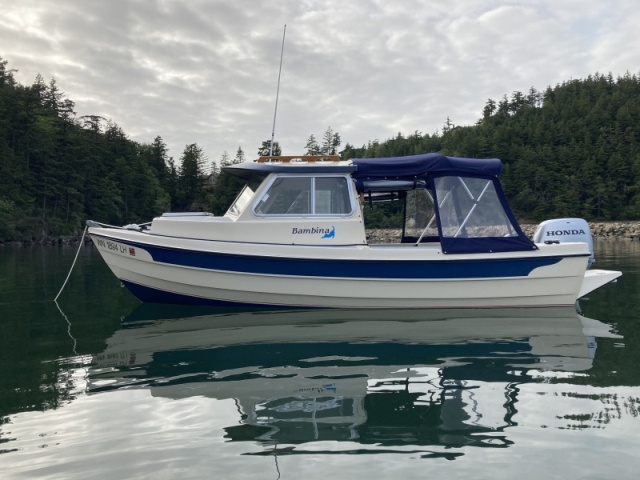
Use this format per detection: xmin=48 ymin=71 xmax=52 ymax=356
xmin=533 ymin=218 xmax=595 ymax=267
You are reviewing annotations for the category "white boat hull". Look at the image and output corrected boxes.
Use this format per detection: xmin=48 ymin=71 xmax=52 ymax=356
xmin=88 ymin=227 xmax=620 ymax=309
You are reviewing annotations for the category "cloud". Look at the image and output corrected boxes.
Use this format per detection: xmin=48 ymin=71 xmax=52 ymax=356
xmin=2 ymin=0 xmax=639 ymax=166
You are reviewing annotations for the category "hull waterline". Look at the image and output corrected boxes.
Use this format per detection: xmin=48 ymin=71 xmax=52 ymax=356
xmin=88 ymin=229 xmax=611 ymax=309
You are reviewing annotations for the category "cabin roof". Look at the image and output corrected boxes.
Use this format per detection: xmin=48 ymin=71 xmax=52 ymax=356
xmin=223 ymin=153 xmax=503 ymax=181
xmin=223 ymin=160 xmax=356 ymax=180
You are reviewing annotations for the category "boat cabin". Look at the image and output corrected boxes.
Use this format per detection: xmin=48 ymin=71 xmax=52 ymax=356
xmin=150 ymin=153 xmax=536 ymax=254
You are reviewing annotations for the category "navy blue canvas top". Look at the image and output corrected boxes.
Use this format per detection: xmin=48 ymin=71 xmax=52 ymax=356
xmin=224 ymin=153 xmax=500 ymax=181
xmin=351 ymin=153 xmax=536 ymax=255
xmin=351 ymin=153 xmax=503 ymax=180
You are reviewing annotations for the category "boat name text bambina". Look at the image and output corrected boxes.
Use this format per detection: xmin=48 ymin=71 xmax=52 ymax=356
xmin=292 ymin=227 xmax=332 ymax=235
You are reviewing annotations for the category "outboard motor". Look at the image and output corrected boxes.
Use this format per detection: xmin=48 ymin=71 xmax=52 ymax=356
xmin=533 ymin=218 xmax=595 ymax=267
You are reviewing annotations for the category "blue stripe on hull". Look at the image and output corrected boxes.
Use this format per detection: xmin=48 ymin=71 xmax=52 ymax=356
xmin=93 ymin=234 xmax=569 ymax=279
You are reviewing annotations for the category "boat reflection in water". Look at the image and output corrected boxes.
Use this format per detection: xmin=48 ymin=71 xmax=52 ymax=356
xmin=89 ymin=306 xmax=619 ymax=452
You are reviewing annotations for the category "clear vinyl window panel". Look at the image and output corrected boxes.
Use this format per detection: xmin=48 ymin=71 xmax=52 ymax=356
xmin=404 ymin=188 xmax=438 ymax=239
xmin=255 ymin=176 xmax=353 ymax=216
xmin=434 ymin=176 xmax=518 ymax=238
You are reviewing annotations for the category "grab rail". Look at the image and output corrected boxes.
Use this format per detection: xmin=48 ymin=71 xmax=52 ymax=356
xmin=257 ymin=155 xmax=341 ymax=163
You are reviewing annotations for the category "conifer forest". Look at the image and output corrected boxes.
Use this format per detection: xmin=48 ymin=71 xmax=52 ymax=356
xmin=1 ymin=56 xmax=640 ymax=241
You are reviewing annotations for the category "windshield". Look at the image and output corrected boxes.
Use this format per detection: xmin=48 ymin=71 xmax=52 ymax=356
xmin=227 ymin=185 xmax=255 ymax=217
xmin=435 ymin=176 xmax=518 ymax=239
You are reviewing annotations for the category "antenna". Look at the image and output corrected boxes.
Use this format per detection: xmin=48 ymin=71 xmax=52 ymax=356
xmin=270 ymin=24 xmax=286 ymax=156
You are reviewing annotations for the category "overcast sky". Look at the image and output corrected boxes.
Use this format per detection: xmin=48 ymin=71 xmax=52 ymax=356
xmin=1 ymin=0 xmax=639 ymax=167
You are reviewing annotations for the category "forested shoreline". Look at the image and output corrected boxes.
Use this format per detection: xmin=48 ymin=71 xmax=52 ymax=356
xmin=2 ymin=56 xmax=640 ymax=242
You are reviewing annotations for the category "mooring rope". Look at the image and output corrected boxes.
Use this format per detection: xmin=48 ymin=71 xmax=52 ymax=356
xmin=54 ymin=297 xmax=78 ymax=355
xmin=54 ymin=225 xmax=88 ymax=302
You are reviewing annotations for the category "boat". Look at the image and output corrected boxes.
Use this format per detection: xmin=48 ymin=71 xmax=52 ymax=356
xmin=86 ymin=153 xmax=622 ymax=309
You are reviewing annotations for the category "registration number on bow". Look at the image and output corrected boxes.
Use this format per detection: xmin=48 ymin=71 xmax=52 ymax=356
xmin=95 ymin=238 xmax=136 ymax=256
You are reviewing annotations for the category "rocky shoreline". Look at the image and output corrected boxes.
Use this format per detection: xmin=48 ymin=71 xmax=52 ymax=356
xmin=1 ymin=221 xmax=640 ymax=246
xmin=523 ymin=222 xmax=640 ymax=240
xmin=367 ymin=222 xmax=640 ymax=244
xmin=0 ymin=234 xmax=94 ymax=246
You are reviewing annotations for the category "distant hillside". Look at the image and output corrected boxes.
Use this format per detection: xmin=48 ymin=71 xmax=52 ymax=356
xmin=2 ymin=54 xmax=640 ymax=241
xmin=344 ymin=72 xmax=640 ymax=222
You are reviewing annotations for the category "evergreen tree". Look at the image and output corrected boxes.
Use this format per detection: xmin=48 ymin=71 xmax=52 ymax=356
xmin=442 ymin=117 xmax=455 ymax=133
xmin=176 ymin=143 xmax=207 ymax=210
xmin=321 ymin=126 xmax=341 ymax=154
xmin=219 ymin=151 xmax=231 ymax=166
xmin=165 ymin=157 xmax=179 ymax=211
xmin=341 ymin=142 xmax=360 ymax=160
xmin=305 ymin=134 xmax=321 ymax=155
xmin=147 ymin=136 xmax=169 ymax=178
xmin=258 ymin=140 xmax=281 ymax=156
xmin=482 ymin=99 xmax=497 ymax=120
xmin=233 ymin=146 xmax=245 ymax=164
xmin=209 ymin=150 xmax=248 ymax=215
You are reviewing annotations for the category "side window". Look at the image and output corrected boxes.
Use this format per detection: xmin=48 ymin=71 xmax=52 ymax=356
xmin=435 ymin=176 xmax=518 ymax=238
xmin=404 ymin=188 xmax=437 ymax=238
xmin=255 ymin=177 xmax=311 ymax=214
xmin=315 ymin=177 xmax=352 ymax=214
xmin=255 ymin=176 xmax=352 ymax=216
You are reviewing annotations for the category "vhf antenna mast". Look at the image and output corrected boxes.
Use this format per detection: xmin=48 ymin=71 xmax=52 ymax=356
xmin=270 ymin=24 xmax=286 ymax=156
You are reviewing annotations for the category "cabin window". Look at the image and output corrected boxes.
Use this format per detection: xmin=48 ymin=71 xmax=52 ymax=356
xmin=434 ymin=176 xmax=518 ymax=238
xmin=227 ymin=185 xmax=255 ymax=216
xmin=403 ymin=188 xmax=438 ymax=240
xmin=254 ymin=176 xmax=353 ymax=216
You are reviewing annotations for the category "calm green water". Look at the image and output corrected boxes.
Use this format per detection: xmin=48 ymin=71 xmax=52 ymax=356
xmin=1 ymin=241 xmax=640 ymax=479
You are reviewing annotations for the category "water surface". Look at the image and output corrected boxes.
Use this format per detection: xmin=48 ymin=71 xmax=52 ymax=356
xmin=1 ymin=241 xmax=640 ymax=479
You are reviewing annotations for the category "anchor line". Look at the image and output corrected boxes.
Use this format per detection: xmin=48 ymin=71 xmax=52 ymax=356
xmin=54 ymin=225 xmax=88 ymax=302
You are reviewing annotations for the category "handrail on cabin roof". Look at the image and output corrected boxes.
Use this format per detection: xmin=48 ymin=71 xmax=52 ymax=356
xmin=256 ymin=155 xmax=342 ymax=163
